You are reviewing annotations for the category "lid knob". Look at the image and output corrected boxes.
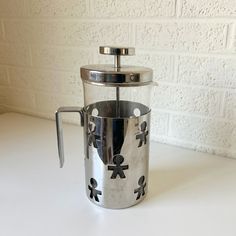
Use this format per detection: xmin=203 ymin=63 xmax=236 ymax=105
xmin=99 ymin=46 xmax=135 ymax=68
xmin=99 ymin=46 xmax=135 ymax=56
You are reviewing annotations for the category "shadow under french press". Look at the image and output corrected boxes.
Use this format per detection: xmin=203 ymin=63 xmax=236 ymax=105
xmin=146 ymin=157 xmax=222 ymax=202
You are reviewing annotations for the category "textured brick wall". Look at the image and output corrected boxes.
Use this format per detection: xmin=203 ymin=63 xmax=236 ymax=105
xmin=0 ymin=0 xmax=235 ymax=158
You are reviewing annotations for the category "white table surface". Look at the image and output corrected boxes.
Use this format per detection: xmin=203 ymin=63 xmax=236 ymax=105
xmin=0 ymin=112 xmax=236 ymax=236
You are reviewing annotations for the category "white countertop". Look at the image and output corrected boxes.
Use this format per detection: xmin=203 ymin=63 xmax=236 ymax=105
xmin=0 ymin=113 xmax=236 ymax=236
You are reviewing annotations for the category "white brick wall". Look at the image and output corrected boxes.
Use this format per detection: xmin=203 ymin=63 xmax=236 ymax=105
xmin=0 ymin=0 xmax=26 ymax=17
xmin=0 ymin=43 xmax=31 ymax=66
xmin=26 ymin=0 xmax=89 ymax=17
xmin=136 ymin=22 xmax=227 ymax=52
xmin=31 ymin=46 xmax=92 ymax=70
xmin=177 ymin=56 xmax=236 ymax=88
xmin=92 ymin=0 xmax=176 ymax=17
xmin=4 ymin=20 xmax=131 ymax=46
xmin=181 ymin=0 xmax=236 ymax=17
xmin=0 ymin=0 xmax=235 ymax=158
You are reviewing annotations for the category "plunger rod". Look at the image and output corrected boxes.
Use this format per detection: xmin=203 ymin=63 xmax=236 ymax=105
xmin=114 ymin=55 xmax=121 ymax=68
xmin=114 ymin=55 xmax=121 ymax=117
xmin=116 ymin=86 xmax=120 ymax=117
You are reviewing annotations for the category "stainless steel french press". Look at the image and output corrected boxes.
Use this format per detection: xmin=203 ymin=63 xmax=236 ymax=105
xmin=56 ymin=46 xmax=153 ymax=209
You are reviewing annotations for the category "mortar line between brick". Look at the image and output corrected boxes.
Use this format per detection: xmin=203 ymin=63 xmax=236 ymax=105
xmin=133 ymin=49 xmax=236 ymax=57
xmin=167 ymin=113 xmax=172 ymax=137
xmin=175 ymin=0 xmax=182 ymax=18
xmin=27 ymin=45 xmax=236 ymax=58
xmin=1 ymin=20 xmax=6 ymax=40
xmin=1 ymin=16 xmax=236 ymax=22
xmin=92 ymin=50 xmax=96 ymax=64
xmin=226 ymin=23 xmax=235 ymax=50
xmin=151 ymin=134 xmax=236 ymax=158
xmin=23 ymin=0 xmax=28 ymax=17
xmin=0 ymin=85 xmax=9 ymax=90
xmin=1 ymin=45 xmax=235 ymax=58
xmin=220 ymin=91 xmax=227 ymax=118
xmin=157 ymin=81 xmax=236 ymax=92
xmin=0 ymin=62 xmax=82 ymax=73
xmin=2 ymin=62 xmax=236 ymax=90
xmin=3 ymin=64 xmax=79 ymax=73
xmin=32 ymin=91 xmax=37 ymax=110
xmin=5 ymin=85 xmax=84 ymax=101
xmin=173 ymin=55 xmax=178 ymax=83
xmin=88 ymin=0 xmax=93 ymax=17
xmin=6 ymin=84 xmax=83 ymax=98
xmin=28 ymin=45 xmax=33 ymax=66
xmin=5 ymin=66 xmax=11 ymax=86
xmin=0 ymin=104 xmax=7 ymax=113
xmin=0 ymin=41 xmax=234 ymax=58
xmin=152 ymin=108 xmax=236 ymax=123
xmin=7 ymin=43 xmax=102 ymax=53
xmin=3 ymin=105 xmax=84 ymax=125
xmin=3 ymin=105 xmax=55 ymax=121
xmin=131 ymin=49 xmax=236 ymax=57
xmin=129 ymin=23 xmax=135 ymax=46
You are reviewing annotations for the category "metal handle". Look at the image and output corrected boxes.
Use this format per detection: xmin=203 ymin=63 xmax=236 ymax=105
xmin=55 ymin=106 xmax=84 ymax=168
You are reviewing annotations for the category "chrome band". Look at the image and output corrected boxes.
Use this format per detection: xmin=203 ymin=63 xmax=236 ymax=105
xmin=80 ymin=65 xmax=153 ymax=86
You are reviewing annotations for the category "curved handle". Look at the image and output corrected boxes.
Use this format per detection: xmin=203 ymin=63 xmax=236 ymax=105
xmin=55 ymin=106 xmax=84 ymax=168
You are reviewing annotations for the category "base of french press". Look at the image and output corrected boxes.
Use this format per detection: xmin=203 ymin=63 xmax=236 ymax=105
xmin=85 ymin=174 xmax=149 ymax=209
xmin=86 ymin=192 xmax=148 ymax=209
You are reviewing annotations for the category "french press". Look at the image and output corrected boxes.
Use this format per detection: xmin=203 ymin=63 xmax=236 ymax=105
xmin=56 ymin=46 xmax=153 ymax=209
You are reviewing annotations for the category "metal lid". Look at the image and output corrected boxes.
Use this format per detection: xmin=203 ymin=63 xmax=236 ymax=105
xmin=80 ymin=46 xmax=153 ymax=87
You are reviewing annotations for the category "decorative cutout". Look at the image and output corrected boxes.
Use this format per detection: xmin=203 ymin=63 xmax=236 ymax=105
xmin=88 ymin=122 xmax=100 ymax=149
xmin=108 ymin=154 xmax=129 ymax=179
xmin=88 ymin=178 xmax=102 ymax=202
xmin=136 ymin=121 xmax=148 ymax=147
xmin=134 ymin=176 xmax=146 ymax=200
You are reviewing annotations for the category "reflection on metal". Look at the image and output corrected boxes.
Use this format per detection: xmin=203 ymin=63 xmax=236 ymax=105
xmin=87 ymin=122 xmax=99 ymax=149
xmin=84 ymin=100 xmax=150 ymax=165
xmin=136 ymin=121 xmax=149 ymax=147
xmin=84 ymin=100 xmax=150 ymax=208
xmin=88 ymin=178 xmax=102 ymax=202
xmin=134 ymin=176 xmax=146 ymax=200
xmin=108 ymin=154 xmax=129 ymax=179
